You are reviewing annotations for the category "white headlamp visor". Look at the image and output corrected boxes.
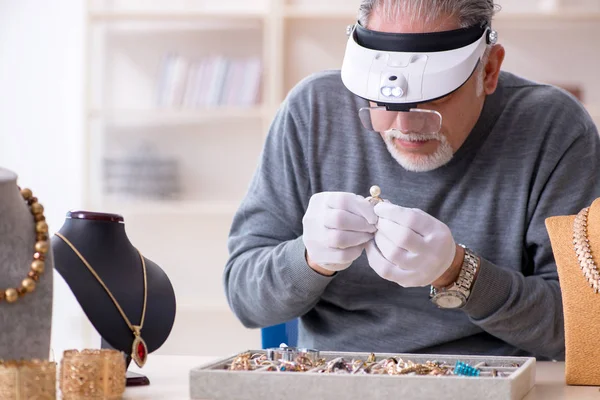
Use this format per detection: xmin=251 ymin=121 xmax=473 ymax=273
xmin=341 ymin=21 xmax=498 ymax=112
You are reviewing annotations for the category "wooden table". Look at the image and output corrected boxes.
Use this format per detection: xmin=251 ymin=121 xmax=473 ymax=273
xmin=122 ymin=356 xmax=600 ymax=399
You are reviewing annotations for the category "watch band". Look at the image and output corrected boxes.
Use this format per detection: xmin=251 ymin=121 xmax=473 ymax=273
xmin=430 ymin=245 xmax=479 ymax=301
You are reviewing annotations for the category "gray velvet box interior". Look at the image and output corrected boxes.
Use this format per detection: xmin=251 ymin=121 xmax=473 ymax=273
xmin=189 ymin=350 xmax=536 ymax=400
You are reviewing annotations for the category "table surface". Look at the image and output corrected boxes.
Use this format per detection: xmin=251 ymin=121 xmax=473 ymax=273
xmin=123 ymin=355 xmax=600 ymax=400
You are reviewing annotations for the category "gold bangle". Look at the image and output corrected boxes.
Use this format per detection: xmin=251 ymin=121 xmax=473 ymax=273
xmin=0 ymin=359 xmax=57 ymax=399
xmin=59 ymin=349 xmax=126 ymax=400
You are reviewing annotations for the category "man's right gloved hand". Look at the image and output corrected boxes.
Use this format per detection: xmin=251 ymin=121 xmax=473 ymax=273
xmin=302 ymin=192 xmax=378 ymax=272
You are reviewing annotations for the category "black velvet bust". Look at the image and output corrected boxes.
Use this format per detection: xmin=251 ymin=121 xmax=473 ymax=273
xmin=51 ymin=211 xmax=176 ymax=370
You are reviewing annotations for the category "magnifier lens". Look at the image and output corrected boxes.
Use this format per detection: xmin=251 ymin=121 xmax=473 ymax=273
xmin=359 ymin=107 xmax=442 ymax=134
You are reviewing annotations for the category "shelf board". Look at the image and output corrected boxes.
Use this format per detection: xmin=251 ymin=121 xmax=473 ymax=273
xmin=100 ymin=200 xmax=241 ymax=216
xmin=283 ymin=6 xmax=356 ymax=19
xmin=89 ymin=107 xmax=266 ymax=125
xmin=494 ymin=11 xmax=600 ymax=22
xmin=283 ymin=6 xmax=600 ymax=22
xmin=89 ymin=10 xmax=267 ymax=22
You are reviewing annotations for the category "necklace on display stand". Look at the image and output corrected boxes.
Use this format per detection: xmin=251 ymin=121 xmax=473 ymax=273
xmin=54 ymin=232 xmax=149 ymax=368
xmin=0 ymin=187 xmax=49 ymax=304
xmin=572 ymin=207 xmax=600 ymax=294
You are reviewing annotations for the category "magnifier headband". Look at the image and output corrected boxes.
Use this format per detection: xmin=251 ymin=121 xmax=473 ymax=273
xmin=341 ymin=21 xmax=497 ymax=111
xmin=354 ymin=22 xmax=491 ymax=53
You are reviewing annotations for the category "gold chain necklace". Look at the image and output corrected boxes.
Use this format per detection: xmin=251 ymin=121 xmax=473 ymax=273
xmin=572 ymin=207 xmax=600 ymax=294
xmin=54 ymin=232 xmax=149 ymax=367
xmin=0 ymin=187 xmax=48 ymax=304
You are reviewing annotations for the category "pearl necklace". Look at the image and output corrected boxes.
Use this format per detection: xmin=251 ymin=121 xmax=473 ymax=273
xmin=572 ymin=207 xmax=600 ymax=293
xmin=0 ymin=187 xmax=49 ymax=304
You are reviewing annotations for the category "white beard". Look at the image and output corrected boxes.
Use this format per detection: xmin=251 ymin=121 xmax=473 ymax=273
xmin=383 ymin=129 xmax=454 ymax=172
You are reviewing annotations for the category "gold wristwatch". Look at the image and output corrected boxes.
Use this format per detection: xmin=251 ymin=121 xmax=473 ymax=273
xmin=430 ymin=245 xmax=479 ymax=309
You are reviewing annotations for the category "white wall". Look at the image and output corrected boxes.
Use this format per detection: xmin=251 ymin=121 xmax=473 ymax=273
xmin=0 ymin=1 xmax=84 ymax=229
xmin=0 ymin=0 xmax=92 ymax=357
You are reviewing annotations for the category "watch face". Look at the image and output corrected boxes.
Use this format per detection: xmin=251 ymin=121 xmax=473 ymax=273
xmin=433 ymin=292 xmax=466 ymax=309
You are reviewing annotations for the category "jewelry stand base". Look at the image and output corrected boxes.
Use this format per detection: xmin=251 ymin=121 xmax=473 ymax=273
xmin=101 ymin=337 xmax=150 ymax=387
xmin=127 ymin=370 xmax=151 ymax=386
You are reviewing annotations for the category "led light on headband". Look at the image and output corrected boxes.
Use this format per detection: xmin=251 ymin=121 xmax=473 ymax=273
xmin=341 ymin=20 xmax=498 ymax=111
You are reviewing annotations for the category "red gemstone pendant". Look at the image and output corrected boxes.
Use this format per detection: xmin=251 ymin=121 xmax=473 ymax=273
xmin=131 ymin=333 xmax=148 ymax=368
xmin=137 ymin=342 xmax=146 ymax=360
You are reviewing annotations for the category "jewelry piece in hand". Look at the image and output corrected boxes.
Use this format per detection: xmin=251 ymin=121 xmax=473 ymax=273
xmin=367 ymin=185 xmax=383 ymax=205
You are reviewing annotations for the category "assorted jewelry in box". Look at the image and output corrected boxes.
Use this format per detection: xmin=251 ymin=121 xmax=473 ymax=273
xmin=229 ymin=347 xmax=516 ymax=377
xmin=190 ymin=347 xmax=536 ymax=400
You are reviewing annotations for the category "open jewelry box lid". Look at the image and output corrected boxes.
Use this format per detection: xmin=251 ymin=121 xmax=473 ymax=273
xmin=189 ymin=350 xmax=536 ymax=400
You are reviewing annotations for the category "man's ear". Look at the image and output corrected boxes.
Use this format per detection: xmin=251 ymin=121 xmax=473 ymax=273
xmin=483 ymin=44 xmax=505 ymax=95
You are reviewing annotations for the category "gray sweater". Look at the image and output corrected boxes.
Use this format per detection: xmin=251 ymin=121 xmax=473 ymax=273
xmin=224 ymin=70 xmax=600 ymax=360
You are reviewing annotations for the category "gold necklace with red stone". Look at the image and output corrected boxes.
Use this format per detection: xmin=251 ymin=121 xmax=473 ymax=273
xmin=0 ymin=187 xmax=49 ymax=304
xmin=54 ymin=232 xmax=149 ymax=368
xmin=572 ymin=207 xmax=600 ymax=294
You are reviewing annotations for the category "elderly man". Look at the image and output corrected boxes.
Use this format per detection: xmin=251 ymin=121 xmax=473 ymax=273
xmin=224 ymin=0 xmax=600 ymax=360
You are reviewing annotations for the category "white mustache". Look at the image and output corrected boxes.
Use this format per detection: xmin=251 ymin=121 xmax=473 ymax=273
xmin=384 ymin=129 xmax=442 ymax=142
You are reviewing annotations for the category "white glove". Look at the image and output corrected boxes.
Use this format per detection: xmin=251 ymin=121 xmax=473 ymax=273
xmin=302 ymin=192 xmax=378 ymax=271
xmin=365 ymin=202 xmax=457 ymax=287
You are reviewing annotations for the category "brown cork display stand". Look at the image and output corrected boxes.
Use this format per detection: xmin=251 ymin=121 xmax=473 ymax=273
xmin=545 ymin=197 xmax=600 ymax=386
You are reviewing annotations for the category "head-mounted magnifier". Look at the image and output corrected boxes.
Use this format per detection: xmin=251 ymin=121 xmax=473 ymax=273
xmin=341 ymin=20 xmax=497 ymax=133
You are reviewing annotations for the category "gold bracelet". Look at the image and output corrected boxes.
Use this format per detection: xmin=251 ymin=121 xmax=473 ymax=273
xmin=0 ymin=359 xmax=57 ymax=399
xmin=59 ymin=349 xmax=126 ymax=400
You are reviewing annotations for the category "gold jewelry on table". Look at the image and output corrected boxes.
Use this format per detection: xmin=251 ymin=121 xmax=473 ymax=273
xmin=59 ymin=349 xmax=126 ymax=400
xmin=54 ymin=233 xmax=149 ymax=367
xmin=0 ymin=359 xmax=56 ymax=399
xmin=367 ymin=185 xmax=383 ymax=205
xmin=0 ymin=187 xmax=49 ymax=304
xmin=224 ymin=351 xmax=510 ymax=377
xmin=572 ymin=207 xmax=600 ymax=293
xmin=251 ymin=353 xmax=269 ymax=365
xmin=366 ymin=353 xmax=376 ymax=363
xmin=351 ymin=359 xmax=366 ymax=374
xmin=230 ymin=352 xmax=254 ymax=371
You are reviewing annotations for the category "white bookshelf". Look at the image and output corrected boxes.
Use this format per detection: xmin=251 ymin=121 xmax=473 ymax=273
xmin=284 ymin=5 xmax=357 ymax=18
xmin=283 ymin=4 xmax=600 ymax=20
xmin=495 ymin=11 xmax=600 ymax=21
xmin=587 ymin=104 xmax=600 ymax=120
xmin=89 ymin=107 xmax=265 ymax=125
xmin=101 ymin=200 xmax=241 ymax=216
xmin=89 ymin=11 xmax=268 ymax=21
xmin=85 ymin=0 xmax=600 ymax=356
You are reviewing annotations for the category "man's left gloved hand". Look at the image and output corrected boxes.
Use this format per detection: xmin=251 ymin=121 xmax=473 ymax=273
xmin=365 ymin=202 xmax=458 ymax=287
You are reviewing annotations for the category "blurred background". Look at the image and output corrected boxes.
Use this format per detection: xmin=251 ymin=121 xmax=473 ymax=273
xmin=0 ymin=0 xmax=598 ymax=358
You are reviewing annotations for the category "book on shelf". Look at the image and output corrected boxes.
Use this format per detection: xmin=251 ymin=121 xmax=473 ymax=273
xmin=102 ymin=142 xmax=182 ymax=202
xmin=157 ymin=53 xmax=262 ymax=109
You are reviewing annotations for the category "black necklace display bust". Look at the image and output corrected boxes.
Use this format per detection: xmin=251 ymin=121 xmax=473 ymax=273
xmin=51 ymin=211 xmax=176 ymax=374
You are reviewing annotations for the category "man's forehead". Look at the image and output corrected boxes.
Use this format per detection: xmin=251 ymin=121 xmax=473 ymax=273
xmin=367 ymin=7 xmax=462 ymax=34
